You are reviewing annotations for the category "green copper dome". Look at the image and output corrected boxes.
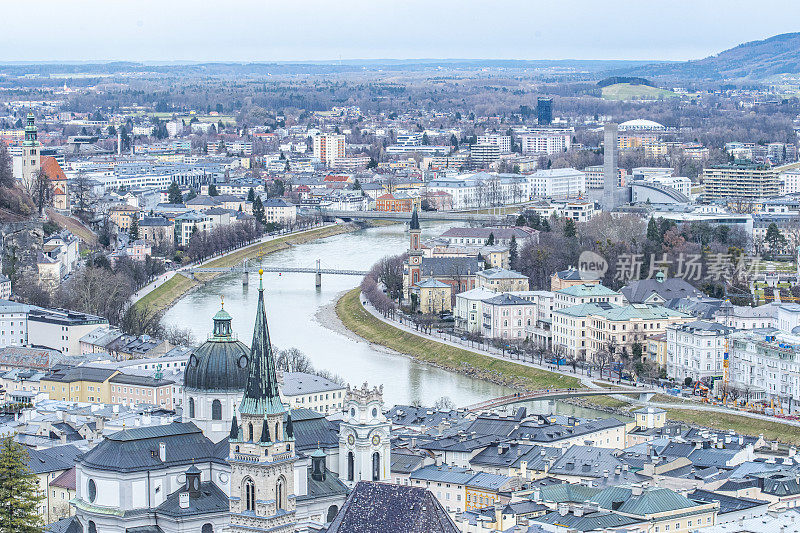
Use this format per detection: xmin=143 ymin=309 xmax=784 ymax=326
xmin=184 ymin=305 xmax=249 ymax=392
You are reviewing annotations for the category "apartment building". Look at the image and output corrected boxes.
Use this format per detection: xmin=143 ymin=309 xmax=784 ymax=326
xmin=666 ymin=320 xmax=733 ymax=383
xmin=476 ymin=134 xmax=512 ymax=154
xmin=702 ymin=162 xmax=800 ymax=201
xmin=520 ymin=129 xmax=572 ymax=155
xmin=480 ymin=293 xmax=535 ymax=340
xmin=28 ymin=309 xmax=108 ymax=357
xmin=553 ymin=284 xmax=624 ymax=311
xmin=476 ymin=268 xmax=530 ymax=293
xmin=730 ymin=330 xmax=800 ymax=408
xmin=313 ymin=133 xmax=346 ymax=165
xmin=281 ymin=371 xmax=347 ymax=414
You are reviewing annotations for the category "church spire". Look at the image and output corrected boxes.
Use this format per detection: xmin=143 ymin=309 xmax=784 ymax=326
xmin=239 ymin=269 xmax=283 ymax=416
xmin=409 ymin=207 xmax=420 ymax=230
xmin=229 ymin=404 xmax=239 ymax=440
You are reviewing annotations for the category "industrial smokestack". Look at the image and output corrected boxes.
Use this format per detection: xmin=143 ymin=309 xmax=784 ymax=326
xmin=603 ymin=123 xmax=618 ymax=211
xmin=117 ymin=130 xmax=122 ymax=156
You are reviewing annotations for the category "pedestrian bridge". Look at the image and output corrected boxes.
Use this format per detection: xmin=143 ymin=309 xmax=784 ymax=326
xmin=185 ymin=259 xmax=367 ymax=288
xmin=464 ymin=387 xmax=659 ymax=412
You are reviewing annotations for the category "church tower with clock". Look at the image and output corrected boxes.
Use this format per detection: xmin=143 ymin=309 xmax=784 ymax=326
xmin=405 ymin=208 xmax=422 ymax=300
xmin=338 ymin=382 xmax=391 ymax=488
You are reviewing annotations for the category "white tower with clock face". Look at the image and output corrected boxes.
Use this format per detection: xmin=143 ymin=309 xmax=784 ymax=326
xmin=338 ymin=382 xmax=391 ymax=488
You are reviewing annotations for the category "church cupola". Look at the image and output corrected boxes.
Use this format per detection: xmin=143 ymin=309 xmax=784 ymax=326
xmin=212 ymin=298 xmax=233 ymax=338
xmin=185 ymin=465 xmax=202 ymax=498
xmin=311 ymin=448 xmax=326 ymax=482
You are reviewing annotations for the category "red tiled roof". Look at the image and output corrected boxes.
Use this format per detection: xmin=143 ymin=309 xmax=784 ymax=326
xmin=50 ymin=466 xmax=76 ymax=490
xmin=40 ymin=156 xmax=67 ymax=181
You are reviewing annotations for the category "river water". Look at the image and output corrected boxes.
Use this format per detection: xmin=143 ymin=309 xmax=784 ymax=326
xmin=163 ymin=222 xmax=618 ymax=418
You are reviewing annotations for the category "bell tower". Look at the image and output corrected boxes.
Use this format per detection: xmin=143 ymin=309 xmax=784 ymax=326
xmin=229 ymin=269 xmax=296 ymax=533
xmin=20 ymin=112 xmax=40 ymax=188
xmin=406 ymin=208 xmax=423 ymax=298
xmin=338 ymin=382 xmax=391 ymax=488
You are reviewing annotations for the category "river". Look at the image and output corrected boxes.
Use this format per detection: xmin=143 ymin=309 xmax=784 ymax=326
xmin=163 ymin=221 xmax=619 ymax=419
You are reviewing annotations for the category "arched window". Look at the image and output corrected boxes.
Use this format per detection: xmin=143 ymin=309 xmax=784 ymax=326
xmin=326 ymin=504 xmax=339 ymax=523
xmin=248 ymin=423 xmax=254 ymax=441
xmin=244 ymin=478 xmax=256 ymax=512
xmin=372 ymin=452 xmax=380 ymax=481
xmin=276 ymin=475 xmax=286 ymax=510
xmin=188 ymin=397 xmax=195 ymax=418
xmin=275 ymin=422 xmax=280 ymax=440
xmin=347 ymin=452 xmax=354 ymax=481
xmin=212 ymin=399 xmax=222 ymax=420
xmin=201 ymin=524 xmax=214 ymax=533
xmin=88 ymin=522 xmax=97 ymax=533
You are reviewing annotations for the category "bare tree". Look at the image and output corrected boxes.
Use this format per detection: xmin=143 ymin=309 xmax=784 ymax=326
xmin=433 ymin=396 xmax=456 ymax=410
xmin=276 ymin=347 xmax=314 ymax=373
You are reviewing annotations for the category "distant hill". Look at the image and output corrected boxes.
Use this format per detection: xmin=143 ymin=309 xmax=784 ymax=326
xmin=620 ymin=33 xmax=800 ymax=81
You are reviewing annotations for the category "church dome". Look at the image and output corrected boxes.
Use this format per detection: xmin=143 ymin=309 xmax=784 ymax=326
xmin=183 ymin=303 xmax=250 ymax=392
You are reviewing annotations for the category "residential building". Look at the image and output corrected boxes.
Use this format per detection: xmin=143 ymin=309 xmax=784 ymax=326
xmin=731 ymin=330 xmax=800 ymax=409
xmin=520 ymin=129 xmax=572 ymax=155
xmin=313 ymin=133 xmax=346 ymax=165
xmin=647 ymin=332 xmax=668 ymax=367
xmin=476 ymin=268 xmax=530 ymax=292
xmin=174 ymin=211 xmax=211 ymax=246
xmin=587 ymin=303 xmax=694 ymax=361
xmin=28 ymin=445 xmax=82 ymax=524
xmin=28 ymin=309 xmax=108 ymax=356
xmin=109 ymin=373 xmax=176 ymax=409
xmin=108 ymin=204 xmax=140 ymax=233
xmin=454 ymin=287 xmax=498 ymax=333
xmin=476 ymin=134 xmax=512 ymax=154
xmin=411 ymin=279 xmax=452 ymax=314
xmin=0 ymin=299 xmax=37 ymax=347
xmin=439 ymin=226 xmax=538 ymax=247
xmin=554 ymin=284 xmax=624 ymax=310
xmin=481 ymin=293 xmax=535 ymax=340
xmin=375 ymin=192 xmax=420 ymax=212
xmin=666 ymin=320 xmax=734 ymax=383
xmin=550 ymin=267 xmax=601 ymax=292
xmin=470 ymin=143 xmax=501 ymax=169
xmin=702 ymin=162 xmax=800 ymax=201
xmin=264 ymin=198 xmax=298 ymax=225
xmin=0 ymin=275 xmax=10 ymax=300
xmin=40 ymin=366 xmax=118 ymax=403
xmin=282 ymin=372 xmax=346 ymax=415
xmin=621 ymin=272 xmax=704 ymax=304
xmin=48 ymin=467 xmax=76 ymax=522
xmin=138 ymin=216 xmax=175 ymax=247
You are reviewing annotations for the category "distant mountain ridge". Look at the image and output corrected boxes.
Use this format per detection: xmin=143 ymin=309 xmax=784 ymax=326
xmin=620 ymin=32 xmax=800 ymax=81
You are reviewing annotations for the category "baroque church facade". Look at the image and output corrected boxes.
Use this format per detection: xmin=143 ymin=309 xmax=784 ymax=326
xmin=64 ymin=269 xmax=389 ymax=532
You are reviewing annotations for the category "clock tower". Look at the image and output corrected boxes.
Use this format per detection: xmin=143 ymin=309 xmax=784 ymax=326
xmin=406 ymin=208 xmax=422 ymax=299
xmin=338 ymin=382 xmax=391 ymax=488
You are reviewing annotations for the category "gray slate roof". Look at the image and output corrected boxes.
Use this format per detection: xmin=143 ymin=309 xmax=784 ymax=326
xmin=326 ymin=481 xmax=459 ymax=533
xmin=621 ymin=276 xmax=702 ymax=303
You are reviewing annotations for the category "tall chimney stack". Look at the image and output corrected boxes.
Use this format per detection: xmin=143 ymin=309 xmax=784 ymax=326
xmin=603 ymin=123 xmax=618 ymax=211
xmin=117 ymin=130 xmax=122 ymax=156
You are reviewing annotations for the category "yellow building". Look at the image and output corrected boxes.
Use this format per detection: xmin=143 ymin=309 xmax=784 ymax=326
xmin=40 ymin=367 xmax=118 ymax=403
xmin=108 ymin=205 xmax=140 ymax=233
xmin=411 ymin=278 xmax=452 ymax=314
xmin=48 ymin=467 xmax=76 ymax=522
xmin=646 ymin=332 xmax=668 ymax=367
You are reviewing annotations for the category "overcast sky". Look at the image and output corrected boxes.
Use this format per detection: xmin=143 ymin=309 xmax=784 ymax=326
xmin=3 ymin=1 xmax=799 ymax=63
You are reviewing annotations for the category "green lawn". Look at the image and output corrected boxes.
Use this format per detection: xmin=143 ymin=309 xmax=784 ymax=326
xmin=135 ymin=274 xmax=198 ymax=316
xmin=335 ymin=289 xmax=581 ymax=391
xmin=601 ymin=83 xmax=678 ymax=101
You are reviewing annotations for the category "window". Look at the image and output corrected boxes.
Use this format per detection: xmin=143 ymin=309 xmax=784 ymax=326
xmin=248 ymin=423 xmax=254 ymax=441
xmin=88 ymin=521 xmax=97 ymax=533
xmin=87 ymin=479 xmax=97 ymax=502
xmin=326 ymin=505 xmax=338 ymax=523
xmin=188 ymin=398 xmax=195 ymax=418
xmin=276 ymin=476 xmax=286 ymax=510
xmin=201 ymin=525 xmax=214 ymax=533
xmin=244 ymin=478 xmax=256 ymax=511
xmin=347 ymin=452 xmax=354 ymax=481
xmin=372 ymin=452 xmax=380 ymax=481
xmin=211 ymin=399 xmax=222 ymax=420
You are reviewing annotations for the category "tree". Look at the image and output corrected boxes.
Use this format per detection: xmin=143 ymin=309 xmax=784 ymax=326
xmin=208 ymin=183 xmax=219 ymax=196
xmin=516 ymin=214 xmax=526 ymax=226
xmin=353 ymin=179 xmax=362 ymax=191
xmin=0 ymin=144 xmax=13 ymax=188
xmin=765 ymin=222 xmax=787 ymax=253
xmin=563 ymin=218 xmax=577 ymax=238
xmin=647 ymin=217 xmax=660 ymax=243
xmin=367 ymin=157 xmax=378 ymax=169
xmin=252 ymin=196 xmax=265 ymax=225
xmin=129 ymin=217 xmax=139 ymax=240
xmin=247 ymin=187 xmax=256 ymax=202
xmin=0 ymin=437 xmax=44 ymax=533
xmin=167 ymin=181 xmax=183 ymax=204
xmin=487 ymin=232 xmax=495 ymax=246
xmin=30 ymin=168 xmax=53 ymax=216
xmin=433 ymin=396 xmax=455 ymax=410
xmin=276 ymin=348 xmax=313 ymax=373
xmin=71 ymin=172 xmax=91 ymax=215
xmin=509 ymin=235 xmax=518 ymax=270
